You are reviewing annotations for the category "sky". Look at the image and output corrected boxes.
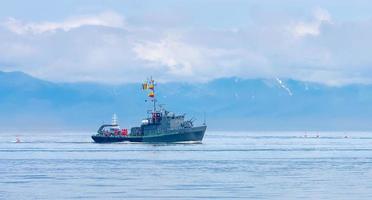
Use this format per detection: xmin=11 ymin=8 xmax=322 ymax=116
xmin=0 ymin=0 xmax=372 ymax=85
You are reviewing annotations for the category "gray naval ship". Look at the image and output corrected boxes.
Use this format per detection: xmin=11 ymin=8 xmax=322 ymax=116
xmin=92 ymin=78 xmax=207 ymax=143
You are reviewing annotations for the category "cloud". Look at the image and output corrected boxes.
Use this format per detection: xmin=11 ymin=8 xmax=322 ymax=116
xmin=3 ymin=11 xmax=126 ymax=34
xmin=133 ymin=36 xmax=199 ymax=76
xmin=0 ymin=7 xmax=372 ymax=86
xmin=133 ymin=36 xmax=270 ymax=81
xmin=292 ymin=8 xmax=331 ymax=37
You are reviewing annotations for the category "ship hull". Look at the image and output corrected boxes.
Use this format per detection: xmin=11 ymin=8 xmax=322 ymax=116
xmin=141 ymin=126 xmax=206 ymax=143
xmin=92 ymin=126 xmax=206 ymax=143
xmin=91 ymin=135 xmax=130 ymax=143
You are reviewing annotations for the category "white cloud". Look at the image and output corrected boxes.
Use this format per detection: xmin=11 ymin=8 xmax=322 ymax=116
xmin=292 ymin=8 xmax=331 ymax=37
xmin=3 ymin=11 xmax=126 ymax=34
xmin=133 ymin=37 xmax=200 ymax=76
xmin=133 ymin=36 xmax=270 ymax=81
xmin=1 ymin=8 xmax=372 ymax=85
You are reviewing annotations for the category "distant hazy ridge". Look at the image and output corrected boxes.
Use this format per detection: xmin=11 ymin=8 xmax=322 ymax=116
xmin=1 ymin=71 xmax=372 ymax=131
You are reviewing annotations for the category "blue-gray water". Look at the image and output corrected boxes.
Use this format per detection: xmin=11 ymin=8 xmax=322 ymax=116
xmin=1 ymin=131 xmax=372 ymax=200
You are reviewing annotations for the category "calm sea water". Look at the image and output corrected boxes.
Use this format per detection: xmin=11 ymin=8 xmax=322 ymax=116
xmin=1 ymin=131 xmax=372 ymax=200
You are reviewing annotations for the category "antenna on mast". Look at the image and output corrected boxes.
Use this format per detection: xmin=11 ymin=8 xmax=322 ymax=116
xmin=112 ymin=113 xmax=118 ymax=125
xmin=203 ymin=111 xmax=206 ymax=125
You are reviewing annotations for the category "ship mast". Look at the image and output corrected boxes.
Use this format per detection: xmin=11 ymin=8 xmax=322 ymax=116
xmin=142 ymin=77 xmax=157 ymax=112
xmin=112 ymin=113 xmax=118 ymax=125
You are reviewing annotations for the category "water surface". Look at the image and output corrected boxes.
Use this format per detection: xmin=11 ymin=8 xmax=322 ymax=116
xmin=1 ymin=131 xmax=372 ymax=199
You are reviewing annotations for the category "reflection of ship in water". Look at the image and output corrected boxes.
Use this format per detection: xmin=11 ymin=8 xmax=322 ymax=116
xmin=92 ymin=77 xmax=206 ymax=143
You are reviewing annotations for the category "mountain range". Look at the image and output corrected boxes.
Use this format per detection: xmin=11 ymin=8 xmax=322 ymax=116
xmin=1 ymin=70 xmax=372 ymax=132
